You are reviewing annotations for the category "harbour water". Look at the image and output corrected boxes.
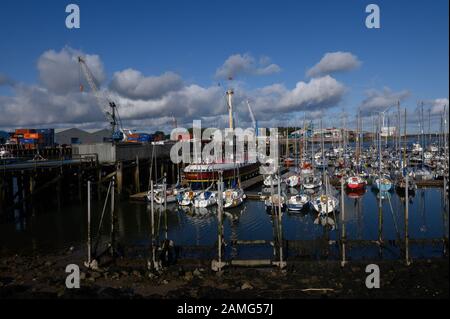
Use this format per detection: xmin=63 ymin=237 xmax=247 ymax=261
xmin=1 ymin=182 xmax=447 ymax=262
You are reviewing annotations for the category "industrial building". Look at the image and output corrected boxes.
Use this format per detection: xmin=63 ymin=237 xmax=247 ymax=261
xmin=55 ymin=128 xmax=111 ymax=145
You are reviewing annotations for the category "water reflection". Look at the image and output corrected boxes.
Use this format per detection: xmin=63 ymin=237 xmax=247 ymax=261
xmin=0 ymin=185 xmax=448 ymax=261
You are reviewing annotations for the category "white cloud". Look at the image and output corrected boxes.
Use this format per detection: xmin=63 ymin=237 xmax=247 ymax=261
xmin=429 ymin=98 xmax=449 ymax=115
xmin=0 ymin=84 xmax=103 ymax=127
xmin=359 ymin=87 xmax=410 ymax=115
xmin=37 ymin=47 xmax=105 ymax=95
xmin=215 ymin=53 xmax=281 ymax=79
xmin=0 ymin=48 xmax=345 ymax=131
xmin=0 ymin=74 xmax=15 ymax=86
xmin=307 ymin=51 xmax=361 ymax=78
xmin=110 ymin=69 xmax=183 ymax=100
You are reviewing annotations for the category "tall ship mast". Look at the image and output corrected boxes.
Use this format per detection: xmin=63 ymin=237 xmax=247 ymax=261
xmin=183 ymin=85 xmax=260 ymax=187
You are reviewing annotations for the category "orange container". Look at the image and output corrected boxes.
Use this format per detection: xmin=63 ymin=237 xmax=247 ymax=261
xmin=16 ymin=129 xmax=35 ymax=135
xmin=24 ymin=133 xmax=39 ymax=139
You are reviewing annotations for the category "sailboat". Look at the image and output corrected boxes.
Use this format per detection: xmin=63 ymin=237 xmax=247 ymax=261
xmin=302 ymin=174 xmax=322 ymax=189
xmin=346 ymin=175 xmax=366 ymax=190
xmin=264 ymin=194 xmax=285 ymax=210
xmin=286 ymin=193 xmax=309 ymax=212
xmin=311 ymin=193 xmax=338 ymax=215
xmin=223 ymin=188 xmax=246 ymax=209
xmin=264 ymin=174 xmax=281 ymax=187
xmin=373 ymin=175 xmax=393 ymax=192
xmin=193 ymin=190 xmax=218 ymax=208
xmin=178 ymin=190 xmax=199 ymax=206
xmin=285 ymin=174 xmax=299 ymax=187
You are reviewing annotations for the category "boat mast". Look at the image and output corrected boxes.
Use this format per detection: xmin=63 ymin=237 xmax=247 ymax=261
xmin=226 ymin=88 xmax=234 ymax=131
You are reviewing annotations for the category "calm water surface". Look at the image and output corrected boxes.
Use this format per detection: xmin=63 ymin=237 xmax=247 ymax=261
xmin=1 ymin=182 xmax=448 ymax=261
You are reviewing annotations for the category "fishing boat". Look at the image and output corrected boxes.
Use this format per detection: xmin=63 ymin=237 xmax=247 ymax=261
xmin=346 ymin=175 xmax=366 ymax=190
xmin=223 ymin=188 xmax=246 ymax=209
xmin=285 ymin=175 xmax=299 ymax=187
xmin=286 ymin=194 xmax=309 ymax=212
xmin=311 ymin=194 xmax=338 ymax=215
xmin=183 ymin=88 xmax=260 ymax=185
xmin=193 ymin=191 xmax=217 ymax=208
xmin=373 ymin=176 xmax=393 ymax=192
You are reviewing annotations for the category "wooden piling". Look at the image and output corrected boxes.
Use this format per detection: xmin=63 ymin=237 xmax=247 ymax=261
xmin=134 ymin=156 xmax=140 ymax=193
xmin=87 ymin=180 xmax=92 ymax=266
xmin=341 ymin=177 xmax=346 ymax=267
xmin=116 ymin=161 xmax=123 ymax=195
xmin=405 ymin=174 xmax=411 ymax=265
xmin=110 ymin=176 xmax=116 ymax=257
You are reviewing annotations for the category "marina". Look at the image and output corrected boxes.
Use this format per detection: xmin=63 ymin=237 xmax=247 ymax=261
xmin=0 ymin=0 xmax=448 ymax=302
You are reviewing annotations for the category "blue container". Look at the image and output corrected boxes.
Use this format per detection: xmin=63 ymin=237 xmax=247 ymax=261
xmin=22 ymin=138 xmax=36 ymax=144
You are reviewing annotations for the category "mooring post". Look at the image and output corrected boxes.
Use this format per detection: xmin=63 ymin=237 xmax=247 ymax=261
xmin=341 ymin=176 xmax=346 ymax=267
xmin=0 ymin=176 xmax=4 ymax=215
xmin=96 ymin=167 xmax=102 ymax=199
xmin=148 ymin=180 xmax=156 ymax=271
xmin=444 ymin=175 xmax=448 ymax=256
xmin=87 ymin=180 xmax=92 ymax=266
xmin=405 ymin=174 xmax=411 ymax=265
xmin=277 ymin=168 xmax=284 ymax=269
xmin=78 ymin=167 xmax=82 ymax=202
xmin=163 ymin=173 xmax=168 ymax=261
xmin=110 ymin=176 xmax=116 ymax=257
xmin=116 ymin=161 xmax=123 ymax=195
xmin=217 ymin=171 xmax=224 ymax=272
xmin=134 ymin=156 xmax=140 ymax=193
xmin=270 ymin=175 xmax=276 ymax=259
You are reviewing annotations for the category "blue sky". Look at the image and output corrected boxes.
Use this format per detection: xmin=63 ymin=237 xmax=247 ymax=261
xmin=0 ymin=0 xmax=448 ymax=132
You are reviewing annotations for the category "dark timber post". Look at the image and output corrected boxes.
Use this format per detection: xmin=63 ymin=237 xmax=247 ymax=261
xmin=110 ymin=176 xmax=116 ymax=257
xmin=134 ymin=156 xmax=140 ymax=193
xmin=405 ymin=174 xmax=411 ymax=265
xmin=116 ymin=161 xmax=123 ymax=195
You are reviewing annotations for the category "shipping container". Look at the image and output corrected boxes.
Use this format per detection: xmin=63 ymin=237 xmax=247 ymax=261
xmin=15 ymin=129 xmax=36 ymax=135
xmin=21 ymin=138 xmax=37 ymax=144
xmin=24 ymin=133 xmax=40 ymax=139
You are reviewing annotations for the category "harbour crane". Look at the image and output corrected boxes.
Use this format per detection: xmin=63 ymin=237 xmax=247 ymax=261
xmin=78 ymin=56 xmax=125 ymax=143
xmin=246 ymin=100 xmax=258 ymax=136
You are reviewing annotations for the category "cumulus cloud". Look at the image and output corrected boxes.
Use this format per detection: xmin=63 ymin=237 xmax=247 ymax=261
xmin=0 ymin=84 xmax=103 ymax=127
xmin=428 ymin=98 xmax=449 ymax=115
xmin=236 ymin=76 xmax=346 ymax=123
xmin=37 ymin=47 xmax=105 ymax=95
xmin=0 ymin=74 xmax=15 ymax=87
xmin=215 ymin=53 xmax=281 ymax=79
xmin=359 ymin=87 xmax=410 ymax=115
xmin=110 ymin=69 xmax=183 ymax=100
xmin=0 ymin=47 xmax=346 ymax=131
xmin=307 ymin=51 xmax=361 ymax=78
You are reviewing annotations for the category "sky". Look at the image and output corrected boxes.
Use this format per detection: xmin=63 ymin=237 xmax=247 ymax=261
xmin=0 ymin=0 xmax=448 ymax=133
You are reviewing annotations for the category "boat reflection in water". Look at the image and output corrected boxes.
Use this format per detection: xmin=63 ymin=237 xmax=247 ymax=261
xmin=346 ymin=187 xmax=367 ymax=199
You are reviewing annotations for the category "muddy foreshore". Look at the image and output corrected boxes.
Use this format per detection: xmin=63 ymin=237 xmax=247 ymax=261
xmin=0 ymin=246 xmax=448 ymax=299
